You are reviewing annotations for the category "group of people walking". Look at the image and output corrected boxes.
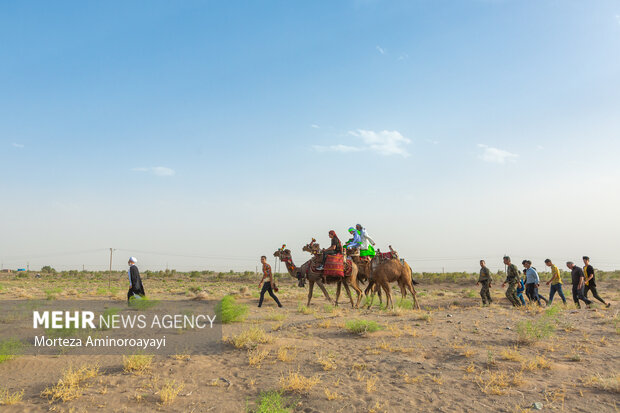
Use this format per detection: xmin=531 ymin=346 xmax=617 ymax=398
xmin=478 ymin=256 xmax=611 ymax=308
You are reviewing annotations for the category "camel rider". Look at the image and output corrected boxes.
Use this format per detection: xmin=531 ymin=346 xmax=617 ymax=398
xmin=356 ymin=224 xmax=376 ymax=257
xmin=345 ymin=227 xmax=362 ymax=251
xmin=316 ymin=230 xmax=342 ymax=273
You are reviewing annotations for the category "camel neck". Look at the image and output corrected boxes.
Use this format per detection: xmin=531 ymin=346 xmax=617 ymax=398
xmin=280 ymin=257 xmax=297 ymax=276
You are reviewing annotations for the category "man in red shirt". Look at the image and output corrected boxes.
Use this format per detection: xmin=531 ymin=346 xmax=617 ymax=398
xmin=258 ymin=256 xmax=283 ymax=308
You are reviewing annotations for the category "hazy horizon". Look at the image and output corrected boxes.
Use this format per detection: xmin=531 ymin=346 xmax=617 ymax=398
xmin=2 ymin=1 xmax=620 ymax=273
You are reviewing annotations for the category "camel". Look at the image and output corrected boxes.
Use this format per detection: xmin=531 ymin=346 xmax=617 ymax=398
xmin=366 ymin=258 xmax=420 ymax=310
xmin=273 ymin=245 xmax=363 ymax=308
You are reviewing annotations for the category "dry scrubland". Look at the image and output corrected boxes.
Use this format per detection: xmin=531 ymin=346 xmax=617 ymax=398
xmin=0 ymin=269 xmax=619 ymax=412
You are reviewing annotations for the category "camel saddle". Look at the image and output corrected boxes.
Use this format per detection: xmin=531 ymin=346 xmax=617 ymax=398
xmin=309 ymin=255 xmax=352 ymax=277
xmin=377 ymin=251 xmax=397 ymax=261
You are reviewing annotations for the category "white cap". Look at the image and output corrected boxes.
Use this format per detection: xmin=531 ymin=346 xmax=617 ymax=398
xmin=129 ymin=256 xmax=138 ymax=264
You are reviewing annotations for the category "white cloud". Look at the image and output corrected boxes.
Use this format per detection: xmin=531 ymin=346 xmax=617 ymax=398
xmin=536 ymin=145 xmax=544 ymax=150
xmin=477 ymin=144 xmax=518 ymax=164
xmin=313 ymin=129 xmax=411 ymax=157
xmin=397 ymin=53 xmax=409 ymax=61
xmin=12 ymin=143 xmax=24 ymax=148
xmin=132 ymin=166 xmax=175 ymax=176
xmin=349 ymin=129 xmax=411 ymax=157
xmin=616 ymin=14 xmax=620 ymax=24
xmin=425 ymin=139 xmax=439 ymax=145
xmin=312 ymin=144 xmax=362 ymax=153
xmin=311 ymin=124 xmax=320 ymax=129
xmin=376 ymin=45 xmax=385 ymax=55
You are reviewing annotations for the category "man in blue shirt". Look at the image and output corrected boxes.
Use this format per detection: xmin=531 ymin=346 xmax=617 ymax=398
xmin=523 ymin=260 xmax=543 ymax=306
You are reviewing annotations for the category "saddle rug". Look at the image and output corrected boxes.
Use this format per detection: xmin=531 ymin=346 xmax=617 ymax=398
xmin=377 ymin=251 xmax=397 ymax=260
xmin=310 ymin=255 xmax=352 ymax=277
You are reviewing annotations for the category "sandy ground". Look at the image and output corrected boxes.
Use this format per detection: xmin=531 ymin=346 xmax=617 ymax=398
xmin=0 ymin=274 xmax=618 ymax=412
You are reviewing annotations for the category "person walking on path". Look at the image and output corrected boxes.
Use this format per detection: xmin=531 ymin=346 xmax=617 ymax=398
xmin=567 ymin=261 xmax=592 ymax=309
xmin=127 ymin=256 xmax=145 ymax=304
xmin=501 ymin=256 xmax=522 ymax=307
xmin=258 ymin=255 xmax=283 ymax=308
xmin=545 ymin=259 xmax=566 ymax=305
xmin=477 ymin=260 xmax=493 ymax=306
xmin=582 ymin=256 xmax=611 ymax=308
xmin=524 ymin=260 xmax=543 ymax=306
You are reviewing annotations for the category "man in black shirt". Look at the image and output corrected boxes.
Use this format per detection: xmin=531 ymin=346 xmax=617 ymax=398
xmin=316 ymin=230 xmax=342 ymax=272
xmin=567 ymin=261 xmax=591 ymax=309
xmin=127 ymin=256 xmax=146 ymax=303
xmin=582 ymin=256 xmax=611 ymax=308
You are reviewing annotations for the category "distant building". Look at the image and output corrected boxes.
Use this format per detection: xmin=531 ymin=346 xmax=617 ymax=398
xmin=0 ymin=269 xmax=11 ymax=273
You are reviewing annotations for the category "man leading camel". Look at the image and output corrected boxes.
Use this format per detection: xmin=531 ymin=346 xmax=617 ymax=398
xmin=501 ymin=256 xmax=521 ymax=307
xmin=258 ymin=255 xmax=282 ymax=308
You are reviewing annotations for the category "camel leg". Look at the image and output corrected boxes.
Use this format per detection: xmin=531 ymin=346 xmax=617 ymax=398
xmin=307 ymin=280 xmax=315 ymax=307
xmin=407 ymin=282 xmax=420 ymax=310
xmin=366 ymin=283 xmax=377 ymax=309
xmin=343 ymin=282 xmax=355 ymax=308
xmin=349 ymin=279 xmax=363 ymax=309
xmin=335 ymin=282 xmax=341 ymax=307
xmin=378 ymin=281 xmax=392 ymax=310
xmin=315 ymin=279 xmax=333 ymax=305
xmin=347 ymin=274 xmax=363 ymax=309
xmin=386 ymin=284 xmax=394 ymax=310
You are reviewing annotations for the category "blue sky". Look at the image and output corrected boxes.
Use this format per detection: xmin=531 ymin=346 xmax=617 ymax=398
xmin=2 ymin=1 xmax=620 ymax=272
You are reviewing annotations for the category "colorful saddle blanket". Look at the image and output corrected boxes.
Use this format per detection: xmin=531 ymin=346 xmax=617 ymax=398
xmin=310 ymin=255 xmax=352 ymax=277
xmin=377 ymin=251 xmax=397 ymax=260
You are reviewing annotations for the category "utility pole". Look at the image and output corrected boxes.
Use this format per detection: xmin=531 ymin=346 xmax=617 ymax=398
xmin=109 ymin=248 xmax=114 ymax=289
xmin=27 ymin=262 xmax=30 ymax=271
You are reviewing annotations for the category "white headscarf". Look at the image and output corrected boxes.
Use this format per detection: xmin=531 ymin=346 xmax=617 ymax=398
xmin=129 ymin=257 xmax=138 ymax=264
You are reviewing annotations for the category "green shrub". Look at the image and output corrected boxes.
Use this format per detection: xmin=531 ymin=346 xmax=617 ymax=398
xmin=99 ymin=307 xmax=120 ymax=330
xmin=345 ymin=319 xmax=383 ymax=335
xmin=216 ymin=295 xmax=248 ymax=324
xmin=252 ymin=390 xmax=292 ymax=413
xmin=44 ymin=287 xmax=62 ymax=300
xmin=128 ymin=296 xmax=158 ymax=310
xmin=516 ymin=318 xmax=555 ymax=343
xmin=0 ymin=338 xmax=23 ymax=363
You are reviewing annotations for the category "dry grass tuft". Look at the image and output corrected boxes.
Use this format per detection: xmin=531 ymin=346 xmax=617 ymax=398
xmin=158 ymin=379 xmax=183 ymax=405
xmin=584 ymin=374 xmax=620 ymax=393
xmin=279 ymin=371 xmax=321 ymax=394
xmin=475 ymin=369 xmax=523 ymax=395
xmin=228 ymin=327 xmax=273 ymax=349
xmin=366 ymin=375 xmax=378 ymax=392
xmin=522 ymin=355 xmax=552 ymax=371
xmin=41 ymin=364 xmax=100 ymax=402
xmin=248 ymin=348 xmax=270 ymax=367
xmin=324 ymin=388 xmax=340 ymax=400
xmin=276 ymin=346 xmax=296 ymax=362
xmin=0 ymin=388 xmax=24 ymax=405
xmin=317 ymin=353 xmax=337 ymax=371
xmin=501 ymin=347 xmax=525 ymax=363
xmin=123 ymin=354 xmax=154 ymax=375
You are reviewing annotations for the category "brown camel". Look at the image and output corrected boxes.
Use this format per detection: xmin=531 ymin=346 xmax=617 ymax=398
xmin=345 ymin=247 xmax=372 ymax=285
xmin=367 ymin=259 xmax=420 ymax=310
xmin=273 ymin=247 xmax=363 ymax=308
